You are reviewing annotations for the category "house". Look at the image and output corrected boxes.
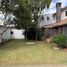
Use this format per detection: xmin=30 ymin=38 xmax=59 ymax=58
xmin=38 ymin=1 xmax=67 ymax=38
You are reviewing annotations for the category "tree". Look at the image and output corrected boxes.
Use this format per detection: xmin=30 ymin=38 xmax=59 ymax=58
xmin=29 ymin=0 xmax=51 ymax=40
xmin=14 ymin=0 xmax=31 ymax=29
xmin=13 ymin=0 xmax=51 ymax=40
xmin=0 ymin=0 xmax=19 ymax=25
xmin=0 ymin=0 xmax=51 ymax=28
xmin=14 ymin=0 xmax=51 ymax=29
xmin=0 ymin=0 xmax=50 ymax=40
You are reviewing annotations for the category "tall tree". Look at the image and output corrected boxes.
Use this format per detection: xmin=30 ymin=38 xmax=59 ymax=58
xmin=14 ymin=0 xmax=51 ymax=29
xmin=13 ymin=0 xmax=30 ymax=29
xmin=0 ymin=0 xmax=51 ymax=28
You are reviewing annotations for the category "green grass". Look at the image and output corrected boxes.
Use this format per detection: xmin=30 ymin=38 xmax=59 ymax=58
xmin=0 ymin=40 xmax=67 ymax=64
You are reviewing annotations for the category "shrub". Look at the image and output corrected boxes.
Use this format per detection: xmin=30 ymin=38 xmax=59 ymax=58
xmin=52 ymin=35 xmax=67 ymax=48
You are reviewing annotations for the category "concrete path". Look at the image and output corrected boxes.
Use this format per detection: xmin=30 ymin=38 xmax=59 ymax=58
xmin=0 ymin=64 xmax=67 ymax=67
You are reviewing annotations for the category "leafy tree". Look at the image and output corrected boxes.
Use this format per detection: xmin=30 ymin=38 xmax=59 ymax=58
xmin=14 ymin=0 xmax=51 ymax=29
xmin=0 ymin=0 xmax=51 ymax=28
xmin=13 ymin=0 xmax=51 ymax=40
xmin=0 ymin=0 xmax=51 ymax=40
xmin=13 ymin=0 xmax=31 ymax=29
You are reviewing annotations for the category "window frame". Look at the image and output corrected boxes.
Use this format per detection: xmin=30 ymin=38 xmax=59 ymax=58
xmin=41 ymin=16 xmax=44 ymax=21
xmin=47 ymin=16 xmax=49 ymax=21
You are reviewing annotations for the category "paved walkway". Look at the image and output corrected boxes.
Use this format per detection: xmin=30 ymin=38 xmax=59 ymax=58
xmin=0 ymin=64 xmax=67 ymax=67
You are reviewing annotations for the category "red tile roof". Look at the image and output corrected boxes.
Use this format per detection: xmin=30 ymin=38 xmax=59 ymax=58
xmin=44 ymin=18 xmax=67 ymax=28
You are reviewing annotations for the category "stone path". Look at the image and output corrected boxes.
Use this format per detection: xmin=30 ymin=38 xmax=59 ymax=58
xmin=0 ymin=64 xmax=67 ymax=67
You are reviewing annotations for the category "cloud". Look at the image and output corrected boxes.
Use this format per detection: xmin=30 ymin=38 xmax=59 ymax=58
xmin=48 ymin=0 xmax=67 ymax=14
xmin=50 ymin=0 xmax=67 ymax=8
xmin=41 ymin=0 xmax=67 ymax=14
xmin=62 ymin=0 xmax=67 ymax=7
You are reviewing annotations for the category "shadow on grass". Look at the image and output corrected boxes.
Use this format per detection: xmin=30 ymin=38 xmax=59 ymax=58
xmin=0 ymin=39 xmax=37 ymax=50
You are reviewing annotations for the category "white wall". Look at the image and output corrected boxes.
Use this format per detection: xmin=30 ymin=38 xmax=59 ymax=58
xmin=0 ymin=27 xmax=11 ymax=43
xmin=2 ymin=28 xmax=11 ymax=40
xmin=0 ymin=27 xmax=5 ymax=33
xmin=38 ymin=14 xmax=56 ymax=27
xmin=61 ymin=9 xmax=67 ymax=20
xmin=39 ymin=8 xmax=67 ymax=28
xmin=0 ymin=28 xmax=25 ymax=43
xmin=52 ymin=9 xmax=67 ymax=22
xmin=11 ymin=29 xmax=25 ymax=39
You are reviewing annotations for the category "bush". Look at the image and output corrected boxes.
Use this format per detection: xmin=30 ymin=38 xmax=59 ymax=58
xmin=52 ymin=35 xmax=67 ymax=48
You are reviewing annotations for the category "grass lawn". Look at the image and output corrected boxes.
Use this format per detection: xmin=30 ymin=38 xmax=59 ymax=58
xmin=0 ymin=40 xmax=67 ymax=65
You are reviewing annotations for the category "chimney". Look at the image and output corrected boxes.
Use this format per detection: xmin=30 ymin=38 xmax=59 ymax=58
xmin=56 ymin=2 xmax=62 ymax=23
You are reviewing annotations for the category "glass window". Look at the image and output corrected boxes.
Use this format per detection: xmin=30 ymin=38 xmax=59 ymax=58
xmin=47 ymin=17 xmax=49 ymax=20
xmin=41 ymin=16 xmax=44 ymax=21
xmin=66 ymin=11 xmax=67 ymax=16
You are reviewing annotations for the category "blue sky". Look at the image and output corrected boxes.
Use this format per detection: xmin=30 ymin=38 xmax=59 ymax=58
xmin=41 ymin=0 xmax=67 ymax=14
xmin=46 ymin=0 xmax=67 ymax=14
xmin=49 ymin=0 xmax=67 ymax=9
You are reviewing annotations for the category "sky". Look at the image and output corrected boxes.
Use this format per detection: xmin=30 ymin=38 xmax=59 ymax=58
xmin=0 ymin=12 xmax=15 ymax=25
xmin=49 ymin=0 xmax=67 ymax=13
xmin=49 ymin=0 xmax=67 ymax=9
xmin=42 ymin=0 xmax=67 ymax=14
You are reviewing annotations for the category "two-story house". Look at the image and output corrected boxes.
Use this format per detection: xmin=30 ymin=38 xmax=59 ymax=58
xmin=38 ymin=1 xmax=67 ymax=38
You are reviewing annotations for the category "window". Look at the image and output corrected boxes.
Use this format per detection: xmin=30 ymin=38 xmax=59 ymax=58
xmin=47 ymin=17 xmax=49 ymax=20
xmin=11 ymin=31 xmax=13 ymax=35
xmin=41 ymin=16 xmax=44 ymax=21
xmin=66 ymin=11 xmax=67 ymax=16
xmin=53 ymin=14 xmax=55 ymax=20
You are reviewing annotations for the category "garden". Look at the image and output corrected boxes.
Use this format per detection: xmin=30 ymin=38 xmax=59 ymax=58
xmin=0 ymin=39 xmax=67 ymax=65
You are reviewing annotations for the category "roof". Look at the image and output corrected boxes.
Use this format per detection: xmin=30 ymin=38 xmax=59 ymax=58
xmin=44 ymin=18 xmax=67 ymax=28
